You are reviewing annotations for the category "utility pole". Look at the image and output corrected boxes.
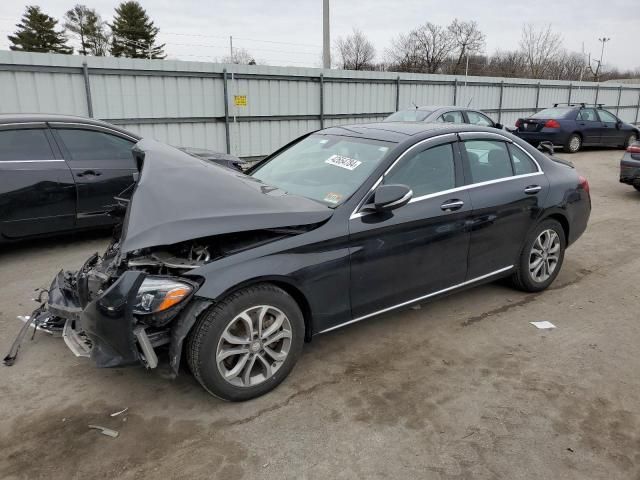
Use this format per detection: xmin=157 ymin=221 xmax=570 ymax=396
xmin=597 ymin=36 xmax=610 ymax=82
xmin=322 ymin=0 xmax=330 ymax=69
xmin=229 ymin=35 xmax=233 ymax=61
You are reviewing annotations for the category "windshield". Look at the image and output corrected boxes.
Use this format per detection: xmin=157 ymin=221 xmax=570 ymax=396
xmin=250 ymin=134 xmax=394 ymax=206
xmin=384 ymin=110 xmax=432 ymax=122
xmin=531 ymin=108 xmax=573 ymax=119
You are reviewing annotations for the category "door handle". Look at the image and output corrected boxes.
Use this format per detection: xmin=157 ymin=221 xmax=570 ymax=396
xmin=440 ymin=199 xmax=464 ymax=211
xmin=524 ymin=185 xmax=542 ymax=194
xmin=76 ymin=170 xmax=102 ymax=177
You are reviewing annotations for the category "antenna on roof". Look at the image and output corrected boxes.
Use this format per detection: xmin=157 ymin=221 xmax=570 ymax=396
xmin=412 ymin=101 xmax=418 ymax=109
xmin=466 ymin=97 xmax=473 ymax=108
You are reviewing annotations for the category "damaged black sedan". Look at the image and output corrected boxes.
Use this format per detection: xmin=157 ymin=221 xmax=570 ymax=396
xmin=6 ymin=122 xmax=591 ymax=401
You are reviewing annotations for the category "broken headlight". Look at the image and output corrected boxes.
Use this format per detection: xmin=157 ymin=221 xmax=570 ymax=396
xmin=133 ymin=277 xmax=193 ymax=327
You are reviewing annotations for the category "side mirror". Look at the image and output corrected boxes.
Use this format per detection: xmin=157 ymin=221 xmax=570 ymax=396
xmin=373 ymin=184 xmax=413 ymax=212
xmin=616 ymin=120 xmax=623 ymax=129
xmin=494 ymin=123 xmax=504 ymax=130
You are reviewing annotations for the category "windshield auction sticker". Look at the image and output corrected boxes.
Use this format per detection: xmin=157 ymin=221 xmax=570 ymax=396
xmin=325 ymin=154 xmax=362 ymax=171
xmin=324 ymin=192 xmax=343 ymax=204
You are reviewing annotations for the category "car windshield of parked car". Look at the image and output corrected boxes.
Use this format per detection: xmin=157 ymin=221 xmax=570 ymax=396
xmin=251 ymin=134 xmax=393 ymax=206
xmin=531 ymin=108 xmax=573 ymax=119
xmin=384 ymin=110 xmax=433 ymax=122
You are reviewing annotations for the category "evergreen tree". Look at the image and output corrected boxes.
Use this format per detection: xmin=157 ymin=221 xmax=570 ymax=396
xmin=110 ymin=1 xmax=165 ymax=59
xmin=8 ymin=6 xmax=73 ymax=54
xmin=64 ymin=4 xmax=109 ymax=56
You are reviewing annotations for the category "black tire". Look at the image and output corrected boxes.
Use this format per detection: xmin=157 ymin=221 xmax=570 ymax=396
xmin=186 ymin=283 xmax=305 ymax=401
xmin=563 ymin=133 xmax=581 ymax=153
xmin=510 ymin=219 xmax=566 ymax=293
xmin=622 ymin=132 xmax=638 ymax=149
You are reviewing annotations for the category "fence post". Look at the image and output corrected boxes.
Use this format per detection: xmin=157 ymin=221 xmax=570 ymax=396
xmin=497 ymin=81 xmax=504 ymax=123
xmin=635 ymin=90 xmax=640 ymax=124
xmin=395 ymin=76 xmax=400 ymax=111
xmin=616 ymin=86 xmax=622 ymax=115
xmin=81 ymin=62 xmax=93 ymax=118
xmin=319 ymin=73 xmax=325 ymax=129
xmin=594 ymin=83 xmax=600 ymax=106
xmin=222 ymin=69 xmax=231 ymax=154
xmin=453 ymin=78 xmax=458 ymax=106
xmin=535 ymin=82 xmax=541 ymax=111
xmin=567 ymin=83 xmax=573 ymax=105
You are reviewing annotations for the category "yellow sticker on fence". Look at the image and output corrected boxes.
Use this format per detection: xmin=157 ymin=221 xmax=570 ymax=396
xmin=234 ymin=95 xmax=247 ymax=107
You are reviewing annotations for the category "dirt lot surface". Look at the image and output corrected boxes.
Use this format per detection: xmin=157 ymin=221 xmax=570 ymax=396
xmin=1 ymin=148 xmax=639 ymax=479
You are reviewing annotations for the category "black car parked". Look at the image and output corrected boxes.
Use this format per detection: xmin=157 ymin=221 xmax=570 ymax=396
xmin=620 ymin=141 xmax=640 ymax=191
xmin=8 ymin=122 xmax=591 ymax=401
xmin=385 ymin=106 xmax=504 ymax=129
xmin=514 ymin=103 xmax=639 ymax=153
xmin=0 ymin=114 xmax=243 ymax=242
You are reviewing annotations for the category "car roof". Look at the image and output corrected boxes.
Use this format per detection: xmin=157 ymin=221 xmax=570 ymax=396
xmin=0 ymin=113 xmax=141 ymax=139
xmin=319 ymin=121 xmax=501 ymax=143
xmin=406 ymin=105 xmax=479 ymax=112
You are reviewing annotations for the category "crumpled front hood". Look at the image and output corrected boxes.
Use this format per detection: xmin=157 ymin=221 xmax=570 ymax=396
xmin=119 ymin=140 xmax=332 ymax=253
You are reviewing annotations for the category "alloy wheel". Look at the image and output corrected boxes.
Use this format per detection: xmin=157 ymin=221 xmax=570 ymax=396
xmin=216 ymin=305 xmax=292 ymax=387
xmin=529 ymin=229 xmax=560 ymax=283
xmin=628 ymin=134 xmax=637 ymax=147
xmin=569 ymin=136 xmax=581 ymax=152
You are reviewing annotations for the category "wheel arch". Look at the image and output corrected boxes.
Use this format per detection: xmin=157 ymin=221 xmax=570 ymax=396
xmin=541 ymin=211 xmax=570 ymax=244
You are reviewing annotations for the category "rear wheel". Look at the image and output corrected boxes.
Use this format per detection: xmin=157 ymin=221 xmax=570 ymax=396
xmin=563 ymin=133 xmax=581 ymax=153
xmin=510 ymin=219 xmax=566 ymax=292
xmin=623 ymin=133 xmax=638 ymax=149
xmin=187 ymin=284 xmax=305 ymax=401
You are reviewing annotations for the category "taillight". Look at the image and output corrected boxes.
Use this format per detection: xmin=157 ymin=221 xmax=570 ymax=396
xmin=544 ymin=119 xmax=561 ymax=128
xmin=515 ymin=119 xmax=522 ymax=128
xmin=627 ymin=145 xmax=640 ymax=154
xmin=578 ymin=175 xmax=590 ymax=195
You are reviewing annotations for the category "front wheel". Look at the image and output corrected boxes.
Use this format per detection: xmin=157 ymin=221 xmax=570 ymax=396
xmin=563 ymin=134 xmax=581 ymax=153
xmin=622 ymin=133 xmax=638 ymax=149
xmin=510 ymin=219 xmax=566 ymax=292
xmin=187 ymin=284 xmax=305 ymax=401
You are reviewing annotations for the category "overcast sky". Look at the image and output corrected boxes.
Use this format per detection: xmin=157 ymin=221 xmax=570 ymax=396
xmin=0 ymin=0 xmax=636 ymax=72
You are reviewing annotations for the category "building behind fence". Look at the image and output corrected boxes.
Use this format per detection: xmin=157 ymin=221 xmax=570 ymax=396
xmin=1 ymin=50 xmax=639 ymax=158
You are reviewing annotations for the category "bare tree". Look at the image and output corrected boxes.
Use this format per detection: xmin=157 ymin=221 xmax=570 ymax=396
xmin=335 ymin=28 xmax=376 ymax=70
xmin=387 ymin=22 xmax=455 ymax=73
xmin=448 ymin=19 xmax=485 ymax=75
xmin=547 ymin=50 xmax=585 ymax=81
xmin=485 ymin=50 xmax=527 ymax=78
xmin=519 ymin=24 xmax=563 ymax=78
xmin=221 ymin=47 xmax=257 ymax=65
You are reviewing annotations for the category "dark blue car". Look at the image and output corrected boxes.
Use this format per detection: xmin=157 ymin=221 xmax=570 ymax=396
xmin=514 ymin=103 xmax=639 ymax=153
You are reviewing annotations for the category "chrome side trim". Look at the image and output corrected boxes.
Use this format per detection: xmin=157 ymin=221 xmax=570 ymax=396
xmin=48 ymin=122 xmax=139 ymax=141
xmin=317 ymin=265 xmax=514 ymax=334
xmin=0 ymin=159 xmax=65 ymax=164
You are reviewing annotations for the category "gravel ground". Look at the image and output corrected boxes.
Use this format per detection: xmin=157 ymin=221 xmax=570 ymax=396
xmin=1 ymin=148 xmax=639 ymax=480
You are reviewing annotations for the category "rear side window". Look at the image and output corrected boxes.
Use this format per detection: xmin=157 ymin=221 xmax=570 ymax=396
xmin=0 ymin=129 xmax=54 ymax=161
xmin=467 ymin=111 xmax=494 ymax=126
xmin=385 ymin=143 xmax=455 ymax=197
xmin=508 ymin=144 xmax=538 ymax=175
xmin=463 ymin=140 xmax=513 ymax=183
xmin=384 ymin=110 xmax=432 ymax=122
xmin=436 ymin=111 xmax=464 ymax=124
xmin=577 ymin=109 xmax=598 ymax=121
xmin=57 ymin=129 xmax=134 ymax=162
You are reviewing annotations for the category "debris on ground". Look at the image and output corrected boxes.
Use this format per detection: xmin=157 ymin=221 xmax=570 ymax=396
xmin=88 ymin=425 xmax=119 ymax=438
xmin=110 ymin=407 xmax=128 ymax=417
xmin=530 ymin=321 xmax=556 ymax=329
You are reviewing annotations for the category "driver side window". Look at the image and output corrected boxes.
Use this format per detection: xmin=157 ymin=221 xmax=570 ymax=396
xmin=384 ymin=143 xmax=456 ymax=197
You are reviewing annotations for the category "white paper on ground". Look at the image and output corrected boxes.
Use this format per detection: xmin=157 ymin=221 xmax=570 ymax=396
xmin=530 ymin=321 xmax=556 ymax=329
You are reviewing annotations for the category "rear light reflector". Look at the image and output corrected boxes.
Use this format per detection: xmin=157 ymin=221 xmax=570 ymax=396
xmin=515 ymin=119 xmax=522 ymax=128
xmin=578 ymin=175 xmax=590 ymax=195
xmin=627 ymin=145 xmax=640 ymax=154
xmin=544 ymin=119 xmax=561 ymax=128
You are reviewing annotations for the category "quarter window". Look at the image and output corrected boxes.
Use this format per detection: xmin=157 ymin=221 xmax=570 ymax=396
xmin=597 ymin=110 xmax=618 ymax=123
xmin=0 ymin=129 xmax=54 ymax=161
xmin=466 ymin=111 xmax=494 ymax=127
xmin=384 ymin=143 xmax=456 ymax=197
xmin=57 ymin=129 xmax=134 ymax=162
xmin=463 ymin=140 xmax=513 ymax=183
xmin=436 ymin=111 xmax=464 ymax=124
xmin=508 ymin=144 xmax=538 ymax=175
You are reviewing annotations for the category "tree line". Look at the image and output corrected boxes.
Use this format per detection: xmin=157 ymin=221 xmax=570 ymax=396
xmin=335 ymin=22 xmax=639 ymax=82
xmin=8 ymin=2 xmax=165 ymax=59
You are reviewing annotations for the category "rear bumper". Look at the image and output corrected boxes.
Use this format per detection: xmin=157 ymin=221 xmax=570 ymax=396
xmin=620 ymin=158 xmax=640 ymax=186
xmin=514 ymin=130 xmax=568 ymax=146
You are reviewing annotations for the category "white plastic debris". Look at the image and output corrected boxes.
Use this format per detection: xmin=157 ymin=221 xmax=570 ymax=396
xmin=110 ymin=407 xmax=128 ymax=417
xmin=88 ymin=425 xmax=119 ymax=438
xmin=530 ymin=321 xmax=556 ymax=329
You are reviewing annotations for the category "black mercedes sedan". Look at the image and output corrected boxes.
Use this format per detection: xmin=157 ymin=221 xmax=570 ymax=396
xmin=7 ymin=122 xmax=591 ymax=401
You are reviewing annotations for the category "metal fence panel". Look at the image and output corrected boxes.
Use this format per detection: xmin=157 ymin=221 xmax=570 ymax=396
xmin=0 ymin=50 xmax=639 ymax=158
